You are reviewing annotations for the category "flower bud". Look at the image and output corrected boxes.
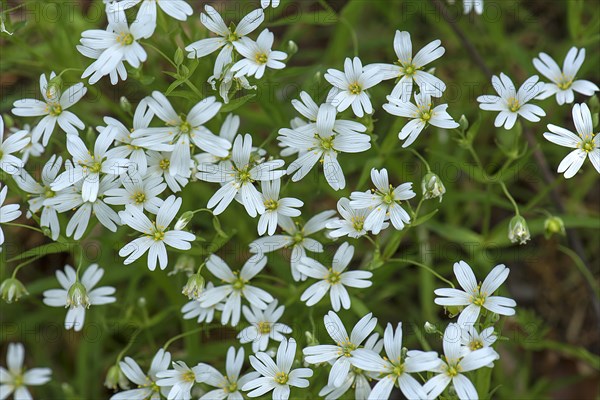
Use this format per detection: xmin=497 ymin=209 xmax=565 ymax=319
xmin=104 ymin=364 xmax=130 ymax=391
xmin=508 ymin=215 xmax=530 ymax=245
xmin=424 ymin=321 xmax=437 ymax=334
xmin=182 ymin=273 xmax=205 ymax=300
xmin=2 ymin=114 xmax=14 ymax=129
xmin=286 ymin=40 xmax=298 ymax=56
xmin=169 ymin=255 xmax=195 ymax=276
xmin=304 ymin=331 xmax=319 ymax=346
xmin=137 ymin=297 xmax=147 ymax=307
xmin=544 ymin=216 xmax=565 ymax=238
xmin=119 ymin=96 xmax=132 ymax=114
xmin=174 ymin=48 xmax=184 ymax=66
xmin=66 ymin=281 xmax=90 ymax=309
xmin=0 ymin=278 xmax=29 ymax=303
xmin=422 ymin=172 xmax=446 ymax=202
xmin=46 ymin=75 xmax=63 ymax=101
xmin=459 ymin=114 xmax=469 ymax=132
xmin=174 ymin=211 xmax=194 ymax=230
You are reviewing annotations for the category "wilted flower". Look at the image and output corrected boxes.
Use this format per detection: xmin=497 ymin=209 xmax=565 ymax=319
xmin=508 ymin=215 xmax=530 ymax=245
xmin=422 ymin=172 xmax=446 ymax=201
xmin=182 ymin=272 xmax=205 ymax=300
xmin=0 ymin=277 xmax=28 ymax=303
xmin=104 ymin=364 xmax=129 ymax=391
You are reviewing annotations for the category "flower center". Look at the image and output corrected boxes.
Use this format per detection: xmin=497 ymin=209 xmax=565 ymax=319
xmin=88 ymin=161 xmax=102 ymax=174
xmin=382 ymin=192 xmax=395 ymax=204
xmin=274 ymin=372 xmax=289 ymax=385
xmin=153 ymin=230 xmax=165 ymax=241
xmin=580 ymin=135 xmax=595 ymax=153
xmin=159 ymin=159 xmax=170 ymax=170
xmin=255 ymin=52 xmax=268 ymax=64
xmin=317 ymin=134 xmax=335 ymax=151
xmin=351 ymin=215 xmax=365 ymax=231
xmin=227 ymin=31 xmax=240 ymax=43
xmin=13 ymin=374 xmax=24 ymax=387
xmin=420 ymin=111 xmax=432 ymax=122
xmin=348 ymin=82 xmax=362 ymax=95
xmin=232 ymin=276 xmax=246 ymax=291
xmin=133 ymin=191 xmax=146 ymax=204
xmin=292 ymin=232 xmax=304 ymax=245
xmin=264 ymin=199 xmax=278 ymax=211
xmin=44 ymin=186 xmax=56 ymax=199
xmin=392 ymin=363 xmax=405 ymax=377
xmin=182 ymin=371 xmax=196 ymax=382
xmin=179 ymin=121 xmax=192 ymax=134
xmin=507 ymin=97 xmax=520 ymax=112
xmin=446 ymin=364 xmax=461 ymax=377
xmin=471 ymin=293 xmax=486 ymax=307
xmin=48 ymin=103 xmax=62 ymax=116
xmin=237 ymin=168 xmax=252 ymax=183
xmin=469 ymin=340 xmax=484 ymax=351
xmin=116 ymin=32 xmax=134 ymax=45
xmin=258 ymin=321 xmax=271 ymax=334
xmin=557 ymin=74 xmax=573 ymax=90
xmin=337 ymin=340 xmax=357 ymax=357
xmin=224 ymin=379 xmax=238 ymax=393
xmin=327 ymin=269 xmax=342 ymax=285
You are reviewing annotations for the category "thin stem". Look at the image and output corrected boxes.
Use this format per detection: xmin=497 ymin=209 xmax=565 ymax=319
xmin=163 ymin=326 xmax=206 ymax=350
xmin=116 ymin=328 xmax=142 ymax=362
xmin=499 ymin=181 xmax=520 ymax=216
xmin=409 ymin=148 xmax=432 ymax=173
xmin=4 ymin=223 xmax=43 ymax=234
xmin=11 ymin=253 xmax=46 ymax=278
xmin=388 ymin=258 xmax=455 ymax=288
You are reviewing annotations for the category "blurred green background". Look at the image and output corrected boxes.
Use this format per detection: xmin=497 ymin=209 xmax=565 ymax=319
xmin=1 ymin=0 xmax=599 ymax=398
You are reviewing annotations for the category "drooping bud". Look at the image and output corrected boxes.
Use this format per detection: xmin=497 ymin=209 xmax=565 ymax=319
xmin=168 ymin=255 xmax=195 ymax=276
xmin=46 ymin=75 xmax=63 ymax=101
xmin=421 ymin=172 xmax=446 ymax=202
xmin=104 ymin=364 xmax=130 ymax=391
xmin=286 ymin=40 xmax=298 ymax=56
xmin=182 ymin=273 xmax=205 ymax=300
xmin=0 ymin=278 xmax=29 ymax=303
xmin=174 ymin=211 xmax=194 ymax=230
xmin=304 ymin=331 xmax=319 ymax=346
xmin=66 ymin=281 xmax=90 ymax=309
xmin=544 ymin=215 xmax=565 ymax=238
xmin=119 ymin=96 xmax=132 ymax=114
xmin=424 ymin=321 xmax=437 ymax=334
xmin=508 ymin=215 xmax=530 ymax=245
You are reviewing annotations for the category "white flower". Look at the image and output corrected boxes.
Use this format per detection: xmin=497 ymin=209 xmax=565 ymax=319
xmin=459 ymin=325 xmax=498 ymax=361
xmin=317 ymin=333 xmax=383 ymax=400
xmin=477 ymin=73 xmax=545 ymax=130
xmin=261 ymin=0 xmax=280 ymax=8
xmin=238 ymin=300 xmax=292 ymax=353
xmin=131 ymin=91 xmax=226 ymax=177
xmin=51 ymin=130 xmax=130 ymax=202
xmin=463 ymin=0 xmax=483 ymax=14
xmin=186 ymin=5 xmax=264 ymax=80
xmin=231 ymin=29 xmax=287 ymax=79
xmin=0 ymin=343 xmax=52 ymax=399
xmin=111 ymin=349 xmax=172 ymax=400
xmin=42 ymin=264 xmax=116 ymax=331
xmin=194 ymin=114 xmax=241 ymax=166
xmin=0 ymin=184 xmax=22 ymax=247
xmin=181 ymin=282 xmax=224 ymax=324
xmin=196 ymin=347 xmax=260 ymax=400
xmin=370 ymin=30 xmax=446 ymax=101
xmin=543 ymin=103 xmax=599 ymax=178
xmin=349 ymin=168 xmax=415 ymax=234
xmin=156 ymin=361 xmax=204 ymax=400
xmin=78 ymin=9 xmax=153 ymax=84
xmin=280 ymin=100 xmax=371 ymax=190
xmin=303 ymin=311 xmax=377 ymax=388
xmin=250 ymin=211 xmax=336 ymax=281
xmin=105 ymin=171 xmax=166 ymax=214
xmin=533 ymin=47 xmax=599 ymax=105
xmin=14 ymin=155 xmax=62 ymax=240
xmin=146 ymin=151 xmax=189 ymax=192
xmin=1 ymin=117 xmax=29 ymax=175
xmin=11 ymin=72 xmax=86 ymax=146
xmin=258 ymin=179 xmax=303 ymax=236
xmin=111 ymin=0 xmax=192 ymax=37
xmin=434 ymin=261 xmax=517 ymax=325
xmin=424 ymin=323 xmax=499 ymax=400
xmin=298 ymin=242 xmax=372 ymax=311
xmin=199 ymin=254 xmax=274 ymax=326
xmin=45 ymin=174 xmax=121 ymax=240
xmin=325 ymin=57 xmax=382 ymax=117
xmin=242 ymin=338 xmax=313 ymax=399
xmin=326 ymin=197 xmax=384 ymax=239
xmin=197 ymin=133 xmax=285 ymax=217
xmin=383 ymin=92 xmax=459 ymax=147
xmin=118 ymin=195 xmax=196 ymax=271
xmin=352 ymin=323 xmax=441 ymax=400
xmin=10 ymin=124 xmax=44 ymax=165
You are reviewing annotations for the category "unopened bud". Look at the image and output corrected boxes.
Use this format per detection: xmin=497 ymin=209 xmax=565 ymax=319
xmin=119 ymin=96 xmax=132 ymax=114
xmin=544 ymin=216 xmax=565 ymax=238
xmin=169 ymin=255 xmax=195 ymax=276
xmin=424 ymin=321 xmax=437 ymax=334
xmin=137 ymin=297 xmax=147 ymax=307
xmin=2 ymin=114 xmax=14 ymax=129
xmin=46 ymin=75 xmax=63 ymax=101
xmin=422 ymin=172 xmax=446 ymax=202
xmin=286 ymin=40 xmax=298 ymax=56
xmin=182 ymin=273 xmax=205 ymax=300
xmin=174 ymin=48 xmax=184 ymax=66
xmin=67 ymin=281 xmax=90 ymax=309
xmin=304 ymin=331 xmax=319 ymax=346
xmin=104 ymin=364 xmax=129 ymax=391
xmin=0 ymin=278 xmax=29 ymax=303
xmin=508 ymin=215 xmax=530 ymax=245
xmin=174 ymin=211 xmax=194 ymax=230
xmin=459 ymin=114 xmax=469 ymax=132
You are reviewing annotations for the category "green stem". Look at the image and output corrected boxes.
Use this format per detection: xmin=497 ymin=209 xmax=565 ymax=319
xmin=388 ymin=258 xmax=455 ymax=288
xmin=409 ymin=148 xmax=432 ymax=173
xmin=4 ymin=222 xmax=43 ymax=234
xmin=499 ymin=181 xmax=520 ymax=216
xmin=163 ymin=326 xmax=206 ymax=350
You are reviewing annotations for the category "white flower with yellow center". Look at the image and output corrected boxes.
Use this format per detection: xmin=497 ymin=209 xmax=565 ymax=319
xmin=118 ymin=195 xmax=196 ymax=271
xmin=110 ymin=349 xmax=172 ymax=400
xmin=11 ymin=72 xmax=86 ymax=146
xmin=370 ymin=30 xmax=446 ymax=101
xmin=303 ymin=311 xmax=377 ymax=388
xmin=424 ymin=323 xmax=499 ymax=400
xmin=199 ymin=254 xmax=274 ymax=326
xmin=298 ymin=242 xmax=372 ymax=311
xmin=0 ymin=343 xmax=52 ymax=399
xmin=242 ymin=338 xmax=313 ymax=399
xmin=325 ymin=57 xmax=382 ymax=118
xmin=110 ymin=0 xmax=192 ymax=37
xmin=156 ymin=361 xmax=203 ymax=400
xmin=238 ymin=300 xmax=292 ymax=353
xmin=195 ymin=347 xmax=260 ymax=400
xmin=534 ymin=47 xmax=599 ymax=105
xmin=181 ymin=282 xmax=224 ymax=324
xmin=383 ymin=91 xmax=459 ymax=147
xmin=459 ymin=325 xmax=498 ymax=363
xmin=326 ymin=197 xmax=387 ymax=238
xmin=477 ymin=73 xmax=546 ymax=130
xmin=146 ymin=151 xmax=189 ymax=193
xmin=349 ymin=168 xmax=415 ymax=235
xmin=42 ymin=264 xmax=116 ymax=331
xmin=258 ymin=178 xmax=303 ymax=236
xmin=186 ymin=5 xmax=264 ymax=80
xmin=105 ymin=171 xmax=166 ymax=214
xmin=231 ymin=29 xmax=287 ymax=79
xmin=351 ymin=323 xmax=440 ymax=400
xmin=434 ymin=261 xmax=517 ymax=325
xmin=543 ymin=103 xmax=599 ymax=178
